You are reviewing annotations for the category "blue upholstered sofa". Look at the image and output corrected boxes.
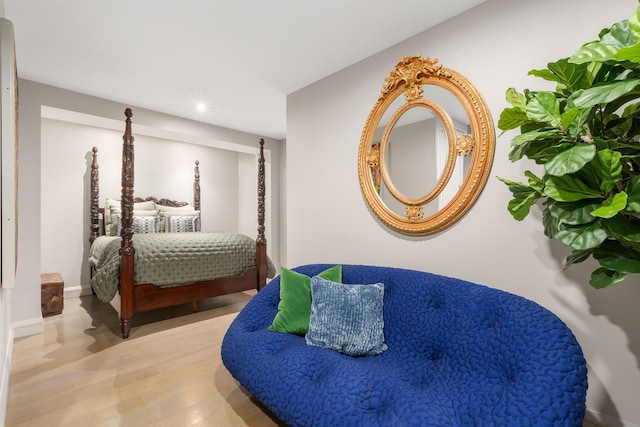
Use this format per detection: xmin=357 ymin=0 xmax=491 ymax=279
xmin=222 ymin=264 xmax=588 ymax=426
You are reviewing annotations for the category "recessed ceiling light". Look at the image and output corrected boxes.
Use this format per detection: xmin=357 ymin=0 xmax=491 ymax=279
xmin=195 ymin=102 xmax=207 ymax=113
xmin=187 ymin=92 xmax=216 ymax=122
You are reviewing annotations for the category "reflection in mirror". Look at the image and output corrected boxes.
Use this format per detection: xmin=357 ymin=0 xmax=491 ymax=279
xmin=381 ymin=107 xmax=442 ymax=217
xmin=386 ymin=107 xmax=437 ymax=200
xmin=358 ymin=56 xmax=495 ymax=235
xmin=372 ymin=84 xmax=474 ymax=218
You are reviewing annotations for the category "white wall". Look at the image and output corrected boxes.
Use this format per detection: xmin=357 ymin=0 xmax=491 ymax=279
xmin=0 ymin=289 xmax=10 ymax=427
xmin=14 ymin=80 xmax=282 ymax=339
xmin=286 ymin=0 xmax=640 ymax=425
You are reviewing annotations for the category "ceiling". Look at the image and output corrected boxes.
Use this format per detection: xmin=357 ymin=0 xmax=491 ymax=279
xmin=4 ymin=0 xmax=486 ymax=140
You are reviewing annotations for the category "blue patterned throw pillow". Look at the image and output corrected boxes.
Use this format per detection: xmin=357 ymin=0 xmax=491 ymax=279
xmin=306 ymin=276 xmax=387 ymax=356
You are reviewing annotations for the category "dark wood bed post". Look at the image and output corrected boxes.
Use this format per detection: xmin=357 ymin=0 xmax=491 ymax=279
xmin=120 ymin=108 xmax=135 ymax=338
xmin=256 ymin=138 xmax=267 ymax=289
xmin=194 ymin=160 xmax=201 ymax=230
xmin=89 ymin=147 xmax=100 ymax=243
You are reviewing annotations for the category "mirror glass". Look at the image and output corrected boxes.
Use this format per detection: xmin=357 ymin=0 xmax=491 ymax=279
xmin=384 ymin=104 xmax=437 ymax=200
xmin=358 ymin=56 xmax=495 ymax=235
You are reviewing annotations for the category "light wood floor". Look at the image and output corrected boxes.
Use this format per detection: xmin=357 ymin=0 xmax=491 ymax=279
xmin=6 ymin=292 xmax=285 ymax=427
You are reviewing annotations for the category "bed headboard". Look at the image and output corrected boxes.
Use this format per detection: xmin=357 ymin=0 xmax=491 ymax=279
xmin=89 ymin=144 xmax=202 ymax=243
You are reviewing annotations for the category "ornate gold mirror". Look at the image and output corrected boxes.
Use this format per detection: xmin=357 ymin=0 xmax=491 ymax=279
xmin=358 ymin=56 xmax=495 ymax=235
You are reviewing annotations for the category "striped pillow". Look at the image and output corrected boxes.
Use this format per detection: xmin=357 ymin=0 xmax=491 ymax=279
xmin=115 ymin=214 xmax=159 ymax=235
xmin=166 ymin=215 xmax=199 ymax=233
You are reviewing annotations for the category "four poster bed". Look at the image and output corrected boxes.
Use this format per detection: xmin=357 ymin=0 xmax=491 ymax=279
xmin=88 ymin=108 xmax=272 ymax=338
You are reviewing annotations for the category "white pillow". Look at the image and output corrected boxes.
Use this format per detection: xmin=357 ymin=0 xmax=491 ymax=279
xmin=109 ymin=209 xmax=159 ymax=236
xmin=114 ymin=213 xmax=160 ymax=235
xmin=166 ymin=215 xmax=199 ymax=233
xmin=157 ymin=205 xmax=199 ymax=232
xmin=157 ymin=204 xmax=195 ymax=213
xmin=104 ymin=198 xmax=156 ymax=235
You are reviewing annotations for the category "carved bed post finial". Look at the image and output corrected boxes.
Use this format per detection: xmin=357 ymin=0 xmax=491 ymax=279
xmin=90 ymin=147 xmax=100 ymax=243
xmin=194 ymin=160 xmax=201 ymax=230
xmin=120 ymin=107 xmax=135 ymax=338
xmin=256 ymin=138 xmax=267 ymax=289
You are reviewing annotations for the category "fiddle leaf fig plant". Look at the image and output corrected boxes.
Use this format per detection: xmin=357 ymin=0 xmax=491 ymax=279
xmin=498 ymin=4 xmax=640 ymax=289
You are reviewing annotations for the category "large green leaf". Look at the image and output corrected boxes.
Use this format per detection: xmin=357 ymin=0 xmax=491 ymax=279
xmin=557 ymin=221 xmax=608 ymax=250
xmin=520 ymin=122 xmax=550 ymax=136
xmin=571 ymin=39 xmax=619 ymax=64
xmin=624 ymin=175 xmax=640 ymax=212
xmin=509 ymin=129 xmax=559 ymax=148
xmin=590 ymin=149 xmax=623 ymax=192
xmin=560 ymin=108 xmax=580 ymax=130
xmin=603 ymin=214 xmax=640 ymax=242
xmin=590 ymin=267 xmax=627 ymax=289
xmin=496 ymin=176 xmax=541 ymax=220
xmin=505 ymin=87 xmax=526 ymax=110
xmin=524 ymin=170 xmax=544 ymax=192
xmin=591 ymin=192 xmax=628 ymax=218
xmin=565 ymin=249 xmax=594 ymax=268
xmin=544 ymin=144 xmax=596 ymax=176
xmin=617 ymin=101 xmax=640 ymax=137
xmin=571 ymin=20 xmax=637 ymax=64
xmin=542 ymin=207 xmax=559 ymax=238
xmin=507 ymin=129 xmax=563 ymax=162
xmin=567 ymin=79 xmax=640 ymax=109
xmin=498 ymin=107 xmax=529 ymax=132
xmin=601 ymin=89 xmax=640 ymax=118
xmin=526 ymin=92 xmax=562 ymax=127
xmin=602 ymin=113 xmax=632 ymax=137
xmin=548 ymin=200 xmax=601 ymax=225
xmin=563 ymin=107 xmax=592 ymax=139
xmin=548 ymin=59 xmax=592 ymax=91
xmin=525 ymin=142 xmax=574 ymax=164
xmin=507 ymin=194 xmax=539 ymax=221
xmin=617 ymin=43 xmax=640 ymax=63
xmin=616 ymin=236 xmax=640 ymax=252
xmin=627 ymin=4 xmax=640 ymax=37
xmin=507 ymin=143 xmax=528 ymax=163
xmin=593 ymin=240 xmax=640 ymax=273
xmin=528 ymin=68 xmax=558 ymax=84
xmin=543 ymin=175 xmax=602 ymax=202
xmin=528 ymin=58 xmax=592 ymax=92
xmin=622 ymin=101 xmax=640 ymax=118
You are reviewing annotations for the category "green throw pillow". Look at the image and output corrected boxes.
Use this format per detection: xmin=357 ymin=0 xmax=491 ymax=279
xmin=268 ymin=265 xmax=342 ymax=335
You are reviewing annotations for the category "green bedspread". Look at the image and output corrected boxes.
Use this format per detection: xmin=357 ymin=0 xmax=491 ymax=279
xmin=90 ymin=232 xmax=275 ymax=303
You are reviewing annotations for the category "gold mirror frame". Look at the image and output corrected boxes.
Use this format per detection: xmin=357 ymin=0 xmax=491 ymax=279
xmin=358 ymin=56 xmax=495 ymax=235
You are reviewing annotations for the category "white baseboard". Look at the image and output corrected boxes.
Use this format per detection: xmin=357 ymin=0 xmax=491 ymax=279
xmin=11 ymin=317 xmax=43 ymax=339
xmin=1 ymin=328 xmax=13 ymax=427
xmin=64 ymin=284 xmax=92 ymax=299
xmin=586 ymin=408 xmax=640 ymax=427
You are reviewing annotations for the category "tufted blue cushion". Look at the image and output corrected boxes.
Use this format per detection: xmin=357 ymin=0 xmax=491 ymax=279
xmin=306 ymin=276 xmax=387 ymax=356
xmin=222 ymin=264 xmax=588 ymax=426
